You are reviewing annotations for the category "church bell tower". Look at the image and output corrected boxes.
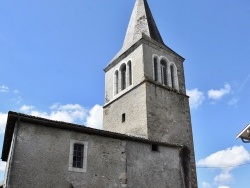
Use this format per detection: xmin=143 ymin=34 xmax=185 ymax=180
xmin=103 ymin=0 xmax=198 ymax=187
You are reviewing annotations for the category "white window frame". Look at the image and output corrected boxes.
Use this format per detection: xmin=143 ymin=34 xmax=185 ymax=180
xmin=114 ymin=70 xmax=119 ymax=95
xmin=152 ymin=55 xmax=159 ymax=82
xmin=160 ymin=61 xmax=167 ymax=86
xmin=68 ymin=139 xmax=88 ymax=173
xmin=120 ymin=63 xmax=127 ymax=91
xmin=127 ymin=60 xmax=132 ymax=87
xmin=169 ymin=62 xmax=179 ymax=91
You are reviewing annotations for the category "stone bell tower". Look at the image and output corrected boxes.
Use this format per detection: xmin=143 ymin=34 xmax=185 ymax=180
xmin=103 ymin=0 xmax=198 ymax=187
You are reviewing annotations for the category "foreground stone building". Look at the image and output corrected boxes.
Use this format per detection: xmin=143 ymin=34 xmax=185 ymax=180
xmin=1 ymin=0 xmax=198 ymax=187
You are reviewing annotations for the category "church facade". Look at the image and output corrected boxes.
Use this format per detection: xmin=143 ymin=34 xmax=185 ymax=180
xmin=1 ymin=0 xmax=198 ymax=187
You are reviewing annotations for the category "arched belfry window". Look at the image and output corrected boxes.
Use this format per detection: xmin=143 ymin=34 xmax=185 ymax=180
xmin=127 ymin=60 xmax=132 ymax=86
xmin=114 ymin=70 xmax=119 ymax=95
xmin=114 ymin=61 xmax=133 ymax=96
xmin=120 ymin=64 xmax=127 ymax=91
xmin=153 ymin=56 xmax=158 ymax=81
xmin=152 ymin=55 xmax=179 ymax=91
xmin=160 ymin=59 xmax=167 ymax=86
xmin=170 ymin=63 xmax=179 ymax=90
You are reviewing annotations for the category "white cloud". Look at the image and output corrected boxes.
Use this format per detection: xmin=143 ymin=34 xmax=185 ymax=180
xmin=208 ymin=83 xmax=231 ymax=100
xmin=202 ymin=182 xmax=212 ymax=188
xmin=20 ymin=105 xmax=34 ymax=113
xmin=86 ymin=105 xmax=103 ymax=129
xmin=197 ymin=145 xmax=250 ymax=168
xmin=20 ymin=104 xmax=87 ymax=124
xmin=50 ymin=103 xmax=83 ymax=111
xmin=187 ymin=88 xmax=205 ymax=109
xmin=0 ymin=113 xmax=8 ymax=133
xmin=197 ymin=146 xmax=250 ymax=187
xmin=0 ymin=85 xmax=9 ymax=93
xmin=50 ymin=103 xmax=87 ymax=122
xmin=19 ymin=103 xmax=103 ymax=129
xmin=0 ymin=161 xmax=6 ymax=171
xmin=214 ymin=169 xmax=233 ymax=185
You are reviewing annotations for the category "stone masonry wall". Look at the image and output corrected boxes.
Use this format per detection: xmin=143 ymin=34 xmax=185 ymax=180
xmin=8 ymin=123 xmax=126 ymax=188
xmin=126 ymin=141 xmax=184 ymax=188
xmin=103 ymin=83 xmax=148 ymax=138
xmin=6 ymin=122 xmax=184 ymax=188
xmin=105 ymin=45 xmax=144 ymax=104
xmin=146 ymin=82 xmax=197 ymax=188
xmin=143 ymin=43 xmax=186 ymax=95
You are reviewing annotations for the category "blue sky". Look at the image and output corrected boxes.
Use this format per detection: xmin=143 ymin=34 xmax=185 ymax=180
xmin=1 ymin=0 xmax=250 ymax=187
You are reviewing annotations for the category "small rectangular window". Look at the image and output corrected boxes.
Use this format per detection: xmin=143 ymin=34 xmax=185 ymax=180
xmin=122 ymin=113 xmax=126 ymax=123
xmin=73 ymin=144 xmax=84 ymax=168
xmin=152 ymin=144 xmax=159 ymax=152
xmin=69 ymin=140 xmax=88 ymax=173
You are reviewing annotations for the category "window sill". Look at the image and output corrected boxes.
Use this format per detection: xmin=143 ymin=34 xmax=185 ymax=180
xmin=68 ymin=166 xmax=87 ymax=173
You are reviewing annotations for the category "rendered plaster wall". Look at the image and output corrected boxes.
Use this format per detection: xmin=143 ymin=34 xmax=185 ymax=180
xmin=104 ymin=45 xmax=144 ymax=104
xmin=103 ymin=83 xmax=148 ymax=138
xmin=146 ymin=82 xmax=197 ymax=188
xmin=103 ymin=41 xmax=197 ymax=187
xmin=5 ymin=122 xmax=184 ymax=188
xmin=126 ymin=141 xmax=184 ymax=188
xmin=7 ymin=122 xmax=126 ymax=188
xmin=104 ymin=41 xmax=187 ymax=138
xmin=143 ymin=43 xmax=186 ymax=95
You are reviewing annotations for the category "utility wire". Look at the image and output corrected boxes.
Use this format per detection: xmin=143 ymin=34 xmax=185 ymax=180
xmin=197 ymin=162 xmax=250 ymax=169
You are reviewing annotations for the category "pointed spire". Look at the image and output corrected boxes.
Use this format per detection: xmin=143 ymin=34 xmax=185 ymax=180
xmin=122 ymin=0 xmax=164 ymax=49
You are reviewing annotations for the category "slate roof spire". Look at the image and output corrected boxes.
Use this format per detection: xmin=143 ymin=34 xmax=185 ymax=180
xmin=122 ymin=0 xmax=164 ymax=49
